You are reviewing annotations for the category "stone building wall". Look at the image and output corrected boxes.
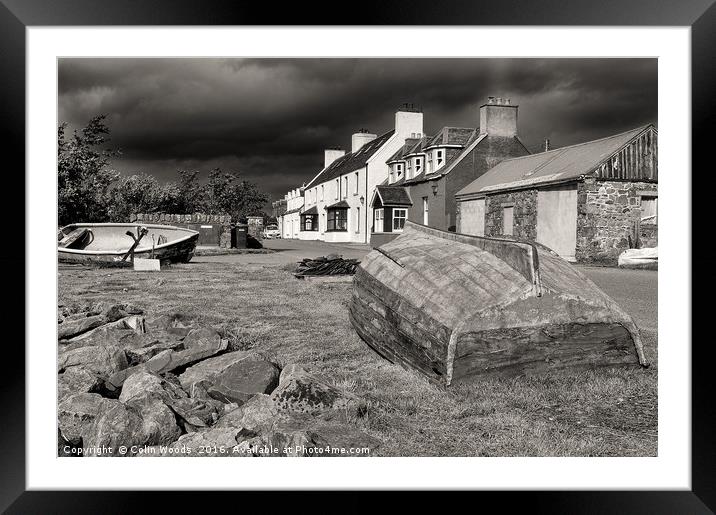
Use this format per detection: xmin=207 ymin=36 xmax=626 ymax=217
xmin=132 ymin=213 xmax=233 ymax=248
xmin=246 ymin=216 xmax=264 ymax=240
xmin=484 ymin=190 xmax=538 ymax=240
xmin=575 ymin=178 xmax=658 ymax=264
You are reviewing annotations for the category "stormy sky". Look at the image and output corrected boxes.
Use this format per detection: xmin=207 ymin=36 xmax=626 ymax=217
xmin=58 ymin=58 xmax=657 ymax=204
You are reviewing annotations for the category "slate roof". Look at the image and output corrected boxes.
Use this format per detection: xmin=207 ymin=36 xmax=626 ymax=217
xmin=284 ymin=206 xmax=303 ymax=215
xmin=456 ymin=125 xmax=653 ymax=197
xmin=425 ymin=127 xmax=476 ymax=149
xmin=305 ymin=130 xmax=395 ymax=189
xmin=401 ymin=130 xmax=481 ymax=186
xmin=324 ymin=200 xmax=351 ymax=210
xmin=386 ymin=137 xmax=422 ymax=163
xmin=301 ymin=206 xmax=318 ymax=215
xmin=375 ymin=185 xmax=413 ymax=206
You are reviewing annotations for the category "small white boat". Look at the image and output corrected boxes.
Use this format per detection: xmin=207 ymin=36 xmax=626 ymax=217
xmin=58 ymin=223 xmax=199 ymax=265
xmin=618 ymin=247 xmax=658 ymax=269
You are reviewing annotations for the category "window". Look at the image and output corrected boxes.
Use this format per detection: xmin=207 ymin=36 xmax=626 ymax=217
xmin=327 ymin=208 xmax=348 ymax=231
xmin=301 ymin=214 xmax=318 ymax=231
xmin=335 ymin=179 xmax=339 ymax=200
xmin=502 ymin=206 xmax=514 ymax=236
xmin=641 ymin=196 xmax=657 ymax=224
xmin=393 ymin=208 xmax=407 ymax=232
xmin=426 ymin=154 xmax=433 ymax=173
xmin=436 ymin=149 xmax=445 ymax=168
xmin=354 ymin=172 xmax=359 ymax=194
xmin=406 ymin=162 xmax=412 ymax=179
xmin=422 ymin=197 xmax=429 ymax=225
xmin=389 ymin=168 xmax=395 ymax=184
xmin=355 ymin=207 xmax=360 ymax=233
xmin=415 ymin=158 xmax=423 ymax=174
xmin=374 ymin=208 xmax=384 ymax=233
xmin=342 ymin=176 xmax=348 ymax=198
xmin=321 ymin=185 xmax=324 ymax=202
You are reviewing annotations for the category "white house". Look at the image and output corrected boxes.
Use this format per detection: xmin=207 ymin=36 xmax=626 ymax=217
xmin=296 ymin=104 xmax=424 ymax=244
xmin=280 ymin=187 xmax=304 ymax=239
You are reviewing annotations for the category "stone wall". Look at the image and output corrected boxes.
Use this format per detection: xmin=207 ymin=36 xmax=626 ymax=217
xmin=246 ymin=216 xmax=264 ymax=241
xmin=484 ymin=190 xmax=537 ymax=240
xmin=131 ymin=213 xmax=233 ymax=248
xmin=575 ymin=178 xmax=658 ymax=264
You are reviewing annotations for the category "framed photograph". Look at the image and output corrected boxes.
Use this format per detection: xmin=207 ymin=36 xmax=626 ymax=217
xmin=5 ymin=0 xmax=711 ymax=511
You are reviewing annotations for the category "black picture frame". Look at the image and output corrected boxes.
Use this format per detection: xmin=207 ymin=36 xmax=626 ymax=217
xmin=3 ymin=0 xmax=711 ymax=512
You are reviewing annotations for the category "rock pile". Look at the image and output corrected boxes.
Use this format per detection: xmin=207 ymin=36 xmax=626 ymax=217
xmin=57 ymin=302 xmax=380 ymax=457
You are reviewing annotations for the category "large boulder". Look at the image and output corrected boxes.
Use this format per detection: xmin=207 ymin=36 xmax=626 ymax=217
xmin=83 ymin=398 xmax=181 ymax=456
xmin=57 ymin=314 xmax=106 ymax=340
xmin=142 ymin=336 xmax=229 ymax=375
xmin=206 ymin=360 xmax=280 ymax=404
xmin=144 ymin=313 xmax=192 ymax=338
xmin=58 ymin=367 xmax=102 ymax=402
xmin=58 ymin=341 xmax=129 ymax=379
xmin=119 ymin=369 xmax=223 ymax=430
xmin=270 ymin=365 xmax=359 ymax=416
xmin=58 ymin=304 xmax=144 ymax=340
xmin=58 ymin=392 xmax=112 ymax=445
xmin=214 ymin=393 xmax=280 ymax=432
xmin=178 ymin=351 xmax=260 ymax=393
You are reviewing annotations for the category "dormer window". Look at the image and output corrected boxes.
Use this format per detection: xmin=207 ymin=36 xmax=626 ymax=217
xmin=406 ymin=162 xmax=412 ymax=179
xmin=436 ymin=149 xmax=445 ymax=168
xmin=415 ymin=157 xmax=423 ymax=174
xmin=426 ymin=154 xmax=433 ymax=173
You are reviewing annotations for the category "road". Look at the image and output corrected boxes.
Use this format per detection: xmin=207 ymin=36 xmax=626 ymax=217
xmin=196 ymin=238 xmax=657 ymax=331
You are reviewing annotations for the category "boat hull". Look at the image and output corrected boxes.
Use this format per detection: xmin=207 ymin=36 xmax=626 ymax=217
xmin=349 ymin=222 xmax=646 ymax=385
xmin=58 ymin=223 xmax=199 ymax=265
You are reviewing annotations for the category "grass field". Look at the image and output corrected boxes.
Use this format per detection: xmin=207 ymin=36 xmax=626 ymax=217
xmin=58 ymin=260 xmax=658 ymax=457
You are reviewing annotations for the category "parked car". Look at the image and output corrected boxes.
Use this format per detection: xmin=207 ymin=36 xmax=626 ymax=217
xmin=263 ymin=223 xmax=280 ymax=239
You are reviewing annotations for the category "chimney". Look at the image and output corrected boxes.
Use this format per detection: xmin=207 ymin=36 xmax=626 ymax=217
xmin=544 ymin=139 xmax=550 ymax=152
xmin=324 ymin=147 xmax=345 ymax=168
xmin=479 ymin=96 xmax=518 ymax=137
xmin=395 ymin=103 xmax=424 ymax=139
xmin=352 ymin=129 xmax=377 ymax=153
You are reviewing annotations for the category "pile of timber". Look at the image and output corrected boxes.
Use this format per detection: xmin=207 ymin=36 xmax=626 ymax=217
xmin=294 ymin=254 xmax=360 ymax=277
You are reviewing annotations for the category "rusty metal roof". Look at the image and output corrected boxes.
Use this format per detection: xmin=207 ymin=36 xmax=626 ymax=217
xmin=456 ymin=125 xmax=654 ymax=197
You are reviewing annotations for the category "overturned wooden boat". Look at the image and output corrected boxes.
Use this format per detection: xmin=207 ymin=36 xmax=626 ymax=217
xmin=350 ymin=222 xmax=648 ymax=385
xmin=58 ymin=223 xmax=199 ymax=265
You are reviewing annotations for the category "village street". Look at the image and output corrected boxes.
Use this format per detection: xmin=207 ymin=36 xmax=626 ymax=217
xmin=195 ymin=238 xmax=658 ymax=333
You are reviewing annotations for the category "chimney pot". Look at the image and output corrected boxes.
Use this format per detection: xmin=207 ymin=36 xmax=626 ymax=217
xmin=544 ymin=138 xmax=550 ymax=152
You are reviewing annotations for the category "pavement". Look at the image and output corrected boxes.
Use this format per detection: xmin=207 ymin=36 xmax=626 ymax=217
xmin=193 ymin=238 xmax=372 ymax=265
xmin=194 ymin=238 xmax=657 ymax=331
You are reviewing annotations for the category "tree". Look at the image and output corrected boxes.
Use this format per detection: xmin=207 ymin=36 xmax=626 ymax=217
xmin=108 ymin=173 xmax=164 ymax=222
xmin=202 ymin=168 xmax=268 ymax=221
xmin=58 ymin=115 xmax=119 ymax=226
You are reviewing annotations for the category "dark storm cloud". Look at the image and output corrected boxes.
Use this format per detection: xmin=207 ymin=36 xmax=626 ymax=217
xmin=58 ymin=58 xmax=657 ymax=203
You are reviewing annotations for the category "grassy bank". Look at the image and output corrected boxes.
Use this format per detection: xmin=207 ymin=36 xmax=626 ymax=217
xmin=58 ymin=261 xmax=657 ymax=456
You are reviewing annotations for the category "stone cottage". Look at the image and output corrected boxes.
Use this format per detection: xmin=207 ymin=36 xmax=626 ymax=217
xmin=455 ymin=124 xmax=658 ymax=264
xmin=370 ymin=97 xmax=530 ymax=246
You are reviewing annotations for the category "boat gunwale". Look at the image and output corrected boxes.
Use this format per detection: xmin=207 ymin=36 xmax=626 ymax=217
xmin=58 ymin=223 xmax=199 ymax=256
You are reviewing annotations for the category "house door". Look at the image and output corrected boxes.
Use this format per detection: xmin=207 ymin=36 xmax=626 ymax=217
xmin=536 ymin=185 xmax=578 ymax=261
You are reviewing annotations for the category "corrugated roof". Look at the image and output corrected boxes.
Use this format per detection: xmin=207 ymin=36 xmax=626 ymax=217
xmin=456 ymin=125 xmax=652 ymax=197
xmin=305 ymin=130 xmax=395 ymax=189
xmin=376 ymin=185 xmax=413 ymax=206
